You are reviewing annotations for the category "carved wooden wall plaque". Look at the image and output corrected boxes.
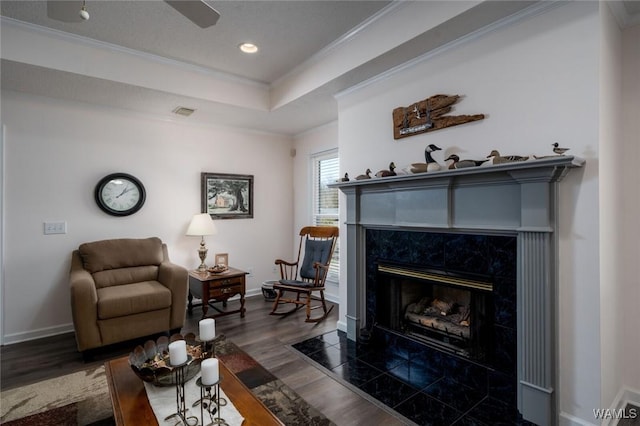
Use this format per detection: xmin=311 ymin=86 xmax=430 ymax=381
xmin=392 ymin=94 xmax=485 ymax=140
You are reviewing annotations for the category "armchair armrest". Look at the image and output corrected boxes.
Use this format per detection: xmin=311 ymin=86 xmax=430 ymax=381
xmin=69 ymin=251 xmax=101 ymax=352
xmin=158 ymin=261 xmax=189 ymax=329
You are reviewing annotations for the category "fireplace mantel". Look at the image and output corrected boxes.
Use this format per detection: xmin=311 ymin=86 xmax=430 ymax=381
xmin=331 ymin=155 xmax=585 ymax=233
xmin=331 ymin=155 xmax=584 ymax=425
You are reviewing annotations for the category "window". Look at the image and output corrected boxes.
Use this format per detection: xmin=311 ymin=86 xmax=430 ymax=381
xmin=312 ymin=149 xmax=339 ymax=283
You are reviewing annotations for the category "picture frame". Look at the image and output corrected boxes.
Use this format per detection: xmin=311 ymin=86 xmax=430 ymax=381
xmin=201 ymin=173 xmax=254 ymax=219
xmin=214 ymin=253 xmax=229 ymax=267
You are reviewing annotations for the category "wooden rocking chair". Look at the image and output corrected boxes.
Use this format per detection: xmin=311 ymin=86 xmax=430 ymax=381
xmin=270 ymin=226 xmax=339 ymax=323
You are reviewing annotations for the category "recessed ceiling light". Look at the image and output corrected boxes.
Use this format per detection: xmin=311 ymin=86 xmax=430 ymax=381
xmin=239 ymin=43 xmax=258 ymax=54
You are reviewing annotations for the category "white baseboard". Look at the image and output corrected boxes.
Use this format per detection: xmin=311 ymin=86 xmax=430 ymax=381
xmin=245 ymin=288 xmax=262 ymax=298
xmin=559 ymin=411 xmax=598 ymax=426
xmin=604 ymin=386 xmax=640 ymax=426
xmin=2 ymin=323 xmax=74 ymax=345
xmin=559 ymin=387 xmax=640 ymax=426
xmin=324 ymin=293 xmax=339 ymax=305
xmin=337 ymin=320 xmax=347 ymax=333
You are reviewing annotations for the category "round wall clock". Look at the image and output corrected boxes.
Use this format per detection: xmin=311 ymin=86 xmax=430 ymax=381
xmin=94 ymin=173 xmax=146 ymax=216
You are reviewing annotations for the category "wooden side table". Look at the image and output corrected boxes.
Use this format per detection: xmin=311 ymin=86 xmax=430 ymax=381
xmin=188 ymin=267 xmax=247 ymax=319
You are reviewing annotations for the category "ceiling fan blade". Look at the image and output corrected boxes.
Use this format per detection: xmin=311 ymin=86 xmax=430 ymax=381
xmin=165 ymin=0 xmax=220 ymax=28
xmin=46 ymin=0 xmax=83 ymax=23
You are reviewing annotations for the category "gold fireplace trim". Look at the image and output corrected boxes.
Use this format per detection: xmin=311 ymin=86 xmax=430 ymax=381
xmin=378 ymin=264 xmax=493 ymax=292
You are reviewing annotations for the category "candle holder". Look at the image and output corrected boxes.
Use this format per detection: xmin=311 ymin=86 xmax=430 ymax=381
xmin=164 ymin=357 xmax=198 ymax=426
xmin=197 ymin=335 xmax=216 ymax=358
xmin=195 ymin=376 xmax=228 ymax=426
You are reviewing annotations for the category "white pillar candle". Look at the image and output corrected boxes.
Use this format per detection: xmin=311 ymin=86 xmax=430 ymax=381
xmin=168 ymin=340 xmax=188 ymax=366
xmin=201 ymin=358 xmax=219 ymax=385
xmin=199 ymin=318 xmax=216 ymax=341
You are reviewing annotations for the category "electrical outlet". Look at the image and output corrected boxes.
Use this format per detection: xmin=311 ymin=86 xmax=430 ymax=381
xmin=44 ymin=221 xmax=67 ymax=235
xmin=247 ymin=267 xmax=254 ymax=277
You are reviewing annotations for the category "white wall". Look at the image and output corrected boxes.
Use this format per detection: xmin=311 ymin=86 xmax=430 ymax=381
xmin=292 ymin=121 xmax=339 ymax=301
xmin=599 ymin=1 xmax=623 ymax=413
xmin=620 ymin=22 xmax=640 ymax=397
xmin=336 ymin=2 xmax=603 ymax=424
xmin=599 ymin=9 xmax=640 ymax=415
xmin=1 ymin=90 xmax=293 ymax=343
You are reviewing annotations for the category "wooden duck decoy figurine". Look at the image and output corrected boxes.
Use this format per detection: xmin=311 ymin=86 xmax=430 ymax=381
xmin=445 ymin=154 xmax=489 ymax=169
xmin=355 ymin=168 xmax=372 ymax=180
xmin=425 ymin=144 xmax=443 ymax=172
xmin=552 ymin=142 xmax=569 ymax=155
xmin=376 ymin=162 xmax=396 ymax=177
xmin=339 ymin=173 xmax=350 ymax=182
xmin=486 ymin=150 xmax=529 ymax=165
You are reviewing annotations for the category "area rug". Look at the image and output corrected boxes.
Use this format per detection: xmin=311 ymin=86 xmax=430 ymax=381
xmin=215 ymin=337 xmax=335 ymax=426
xmin=0 ymin=365 xmax=112 ymax=426
xmin=0 ymin=337 xmax=333 ymax=426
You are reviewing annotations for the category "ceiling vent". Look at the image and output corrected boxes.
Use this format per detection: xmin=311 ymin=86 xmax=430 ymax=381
xmin=173 ymin=107 xmax=196 ymax=117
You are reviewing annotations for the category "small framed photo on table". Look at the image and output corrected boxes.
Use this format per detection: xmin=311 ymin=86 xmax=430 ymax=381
xmin=215 ymin=253 xmax=228 ymax=268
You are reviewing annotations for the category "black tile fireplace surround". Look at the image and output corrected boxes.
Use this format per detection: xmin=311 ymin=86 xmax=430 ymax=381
xmin=366 ymin=229 xmax=517 ymax=372
xmin=370 ymin=229 xmax=520 ymax=423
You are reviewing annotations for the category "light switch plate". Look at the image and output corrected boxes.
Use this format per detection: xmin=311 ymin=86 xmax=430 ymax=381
xmin=44 ymin=221 xmax=67 ymax=234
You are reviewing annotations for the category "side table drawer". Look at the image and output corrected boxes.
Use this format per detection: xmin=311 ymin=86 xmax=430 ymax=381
xmin=209 ymin=284 xmax=242 ymax=299
xmin=213 ymin=276 xmax=244 ymax=287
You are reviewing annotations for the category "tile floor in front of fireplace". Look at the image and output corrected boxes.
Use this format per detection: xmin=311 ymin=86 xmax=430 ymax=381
xmin=292 ymin=330 xmax=535 ymax=426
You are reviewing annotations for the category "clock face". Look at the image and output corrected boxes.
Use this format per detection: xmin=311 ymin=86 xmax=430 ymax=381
xmin=95 ymin=173 xmax=146 ymax=216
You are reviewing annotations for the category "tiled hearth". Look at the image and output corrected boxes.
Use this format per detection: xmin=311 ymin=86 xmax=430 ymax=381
xmin=293 ymin=329 xmax=534 ymax=425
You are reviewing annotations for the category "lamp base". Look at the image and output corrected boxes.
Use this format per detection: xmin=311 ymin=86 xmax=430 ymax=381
xmin=197 ymin=238 xmax=208 ymax=271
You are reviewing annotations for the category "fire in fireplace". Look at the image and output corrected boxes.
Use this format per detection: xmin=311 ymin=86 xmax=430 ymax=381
xmin=376 ymin=263 xmax=494 ymax=364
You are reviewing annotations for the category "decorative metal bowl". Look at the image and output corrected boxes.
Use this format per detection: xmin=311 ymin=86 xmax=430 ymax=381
xmin=128 ymin=332 xmax=204 ymax=387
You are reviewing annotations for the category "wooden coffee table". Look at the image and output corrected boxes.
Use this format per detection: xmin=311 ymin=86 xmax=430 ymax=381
xmin=105 ymin=356 xmax=283 ymax=426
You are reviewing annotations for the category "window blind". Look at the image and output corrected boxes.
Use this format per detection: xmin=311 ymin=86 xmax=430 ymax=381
xmin=313 ymin=152 xmax=339 ymax=282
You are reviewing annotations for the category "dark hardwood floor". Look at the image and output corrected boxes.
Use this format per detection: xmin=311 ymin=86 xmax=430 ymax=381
xmin=0 ymin=295 xmax=406 ymax=426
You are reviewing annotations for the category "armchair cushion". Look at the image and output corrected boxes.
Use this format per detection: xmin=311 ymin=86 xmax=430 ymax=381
xmin=79 ymin=237 xmax=163 ymax=274
xmin=92 ymin=265 xmax=159 ymax=288
xmin=97 ymin=281 xmax=172 ymax=319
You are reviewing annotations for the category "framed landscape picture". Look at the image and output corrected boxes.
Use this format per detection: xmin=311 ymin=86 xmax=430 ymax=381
xmin=201 ymin=172 xmax=254 ymax=219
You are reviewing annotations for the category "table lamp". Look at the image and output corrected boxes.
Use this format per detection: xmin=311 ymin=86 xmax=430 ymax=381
xmin=186 ymin=213 xmax=217 ymax=271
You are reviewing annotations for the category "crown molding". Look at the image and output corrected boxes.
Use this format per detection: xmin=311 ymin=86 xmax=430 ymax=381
xmin=270 ymin=1 xmax=405 ymax=89
xmin=335 ymin=0 xmax=564 ymax=101
xmin=607 ymin=0 xmax=640 ymax=28
xmin=0 ymin=16 xmax=269 ymax=90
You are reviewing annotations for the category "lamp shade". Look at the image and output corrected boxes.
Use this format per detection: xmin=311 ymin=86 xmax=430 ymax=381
xmin=186 ymin=213 xmax=217 ymax=236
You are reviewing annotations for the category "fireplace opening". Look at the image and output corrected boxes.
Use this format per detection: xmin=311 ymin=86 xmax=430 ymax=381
xmin=376 ymin=263 xmax=494 ymax=363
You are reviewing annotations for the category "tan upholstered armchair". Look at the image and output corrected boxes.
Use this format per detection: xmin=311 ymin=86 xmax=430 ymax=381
xmin=69 ymin=237 xmax=188 ymax=353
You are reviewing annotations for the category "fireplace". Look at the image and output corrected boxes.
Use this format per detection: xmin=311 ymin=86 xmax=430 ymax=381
xmin=376 ymin=263 xmax=494 ymax=363
xmin=332 ymin=155 xmax=584 ymax=425
xmin=365 ymin=228 xmax=518 ymax=400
